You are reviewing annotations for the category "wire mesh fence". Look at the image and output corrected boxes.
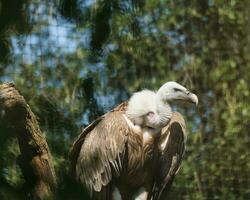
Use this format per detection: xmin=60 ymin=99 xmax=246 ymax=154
xmin=0 ymin=0 xmax=250 ymax=199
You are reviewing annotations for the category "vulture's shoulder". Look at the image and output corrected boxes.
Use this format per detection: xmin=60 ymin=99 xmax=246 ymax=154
xmin=160 ymin=112 xmax=187 ymax=146
xmin=111 ymin=101 xmax=128 ymax=112
xmin=161 ymin=112 xmax=186 ymax=133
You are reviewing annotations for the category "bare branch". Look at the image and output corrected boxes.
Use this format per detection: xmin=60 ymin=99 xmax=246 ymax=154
xmin=0 ymin=82 xmax=57 ymax=200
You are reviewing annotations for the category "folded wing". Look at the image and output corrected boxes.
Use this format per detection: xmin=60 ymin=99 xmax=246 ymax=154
xmin=152 ymin=112 xmax=187 ymax=200
xmin=69 ymin=102 xmax=129 ymax=199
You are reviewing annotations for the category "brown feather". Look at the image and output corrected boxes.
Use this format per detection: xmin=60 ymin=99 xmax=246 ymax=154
xmin=70 ymin=102 xmax=187 ymax=200
xmin=152 ymin=112 xmax=186 ymax=200
xmin=69 ymin=102 xmax=130 ymax=199
xmin=69 ymin=102 xmax=128 ymax=179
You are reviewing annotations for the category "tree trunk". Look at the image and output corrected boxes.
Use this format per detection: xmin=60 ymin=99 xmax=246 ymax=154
xmin=0 ymin=82 xmax=57 ymax=200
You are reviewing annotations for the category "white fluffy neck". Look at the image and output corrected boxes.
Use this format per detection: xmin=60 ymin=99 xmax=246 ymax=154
xmin=155 ymin=89 xmax=172 ymax=127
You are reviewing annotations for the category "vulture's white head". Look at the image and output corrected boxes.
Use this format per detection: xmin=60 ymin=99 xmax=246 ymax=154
xmin=126 ymin=81 xmax=198 ymax=130
xmin=156 ymin=81 xmax=198 ymax=105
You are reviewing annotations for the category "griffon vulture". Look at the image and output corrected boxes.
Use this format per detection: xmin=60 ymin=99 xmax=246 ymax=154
xmin=70 ymin=81 xmax=198 ymax=200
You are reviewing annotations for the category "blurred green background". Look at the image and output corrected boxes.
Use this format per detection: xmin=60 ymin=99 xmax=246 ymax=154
xmin=0 ymin=0 xmax=250 ymax=199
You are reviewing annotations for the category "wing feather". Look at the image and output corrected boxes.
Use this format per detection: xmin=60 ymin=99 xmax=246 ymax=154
xmin=152 ymin=112 xmax=187 ymax=200
xmin=69 ymin=102 xmax=129 ymax=198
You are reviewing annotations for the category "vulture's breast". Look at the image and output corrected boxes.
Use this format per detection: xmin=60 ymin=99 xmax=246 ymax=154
xmin=123 ymin=120 xmax=160 ymax=187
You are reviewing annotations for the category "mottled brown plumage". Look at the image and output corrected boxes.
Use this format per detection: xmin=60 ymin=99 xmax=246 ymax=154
xmin=70 ymin=81 xmax=198 ymax=200
xmin=153 ymin=112 xmax=186 ymax=200
xmin=70 ymin=103 xmax=187 ymax=200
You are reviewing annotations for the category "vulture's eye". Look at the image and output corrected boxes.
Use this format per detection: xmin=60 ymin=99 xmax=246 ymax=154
xmin=174 ymin=88 xmax=182 ymax=92
xmin=147 ymin=111 xmax=155 ymax=117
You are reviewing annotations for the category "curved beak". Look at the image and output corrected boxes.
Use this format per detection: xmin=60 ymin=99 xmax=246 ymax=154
xmin=187 ymin=92 xmax=198 ymax=106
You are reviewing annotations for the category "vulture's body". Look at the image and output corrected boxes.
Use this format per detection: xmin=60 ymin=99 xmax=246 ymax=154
xmin=70 ymin=82 xmax=198 ymax=200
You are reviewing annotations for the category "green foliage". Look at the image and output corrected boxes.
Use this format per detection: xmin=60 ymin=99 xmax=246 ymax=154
xmin=1 ymin=0 xmax=250 ymax=199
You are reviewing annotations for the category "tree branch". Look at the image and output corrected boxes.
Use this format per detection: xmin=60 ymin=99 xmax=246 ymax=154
xmin=0 ymin=82 xmax=57 ymax=200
